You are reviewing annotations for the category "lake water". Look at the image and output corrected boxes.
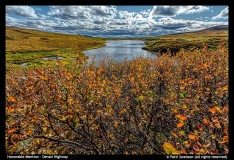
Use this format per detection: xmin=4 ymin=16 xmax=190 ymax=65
xmin=42 ymin=56 xmax=64 ymax=60
xmin=20 ymin=63 xmax=28 ymax=66
xmin=83 ymin=40 xmax=156 ymax=63
xmin=19 ymin=40 xmax=156 ymax=67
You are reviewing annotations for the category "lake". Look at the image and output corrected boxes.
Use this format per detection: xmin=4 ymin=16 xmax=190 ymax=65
xmin=83 ymin=40 xmax=156 ymax=63
xmin=20 ymin=40 xmax=156 ymax=66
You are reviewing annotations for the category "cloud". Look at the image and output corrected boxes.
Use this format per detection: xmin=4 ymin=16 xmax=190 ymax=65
xmin=212 ymin=7 xmax=228 ymax=20
xmin=48 ymin=6 xmax=117 ymax=20
xmin=110 ymin=19 xmax=130 ymax=25
xmin=37 ymin=13 xmax=48 ymax=19
xmin=151 ymin=6 xmax=179 ymax=16
xmin=91 ymin=6 xmax=116 ymax=16
xmin=149 ymin=6 xmax=209 ymax=17
xmin=6 ymin=15 xmax=19 ymax=26
xmin=6 ymin=6 xmax=228 ymax=38
xmin=35 ymin=8 xmax=42 ymax=11
xmin=148 ymin=16 xmax=227 ymax=35
xmin=6 ymin=6 xmax=37 ymax=18
xmin=48 ymin=6 xmax=89 ymax=20
xmin=93 ymin=20 xmax=105 ymax=24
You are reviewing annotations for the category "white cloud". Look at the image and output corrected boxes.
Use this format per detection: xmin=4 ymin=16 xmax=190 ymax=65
xmin=37 ymin=13 xmax=48 ymax=19
xmin=48 ymin=6 xmax=117 ymax=20
xmin=212 ymin=7 xmax=228 ymax=20
xmin=6 ymin=6 xmax=37 ymax=18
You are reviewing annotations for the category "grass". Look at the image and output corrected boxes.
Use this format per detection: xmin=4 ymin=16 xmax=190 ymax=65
xmin=6 ymin=26 xmax=106 ymax=68
xmin=141 ymin=29 xmax=228 ymax=54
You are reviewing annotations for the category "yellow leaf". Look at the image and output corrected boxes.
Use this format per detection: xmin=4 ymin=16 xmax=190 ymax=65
xmin=177 ymin=121 xmax=184 ymax=128
xmin=171 ymin=108 xmax=178 ymax=113
xmin=179 ymin=131 xmax=185 ymax=136
xmin=211 ymin=135 xmax=216 ymax=139
xmin=163 ymin=142 xmax=180 ymax=154
xmin=36 ymin=139 xmax=40 ymax=145
xmin=182 ymin=104 xmax=187 ymax=109
xmin=222 ymin=86 xmax=228 ymax=91
xmin=42 ymin=127 xmax=47 ymax=132
xmin=114 ymin=121 xmax=118 ymax=129
xmin=203 ymin=63 xmax=208 ymax=68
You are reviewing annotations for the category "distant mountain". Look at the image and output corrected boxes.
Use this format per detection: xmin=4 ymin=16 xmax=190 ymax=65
xmin=166 ymin=25 xmax=228 ymax=36
xmin=196 ymin=25 xmax=228 ymax=32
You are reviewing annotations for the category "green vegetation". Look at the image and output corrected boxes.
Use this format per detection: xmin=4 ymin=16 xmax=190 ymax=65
xmin=142 ymin=29 xmax=228 ymax=54
xmin=6 ymin=26 xmax=105 ymax=68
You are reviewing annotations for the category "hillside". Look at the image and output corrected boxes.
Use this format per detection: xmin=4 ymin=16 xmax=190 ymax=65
xmin=197 ymin=25 xmax=228 ymax=32
xmin=6 ymin=26 xmax=105 ymax=67
xmin=142 ymin=25 xmax=228 ymax=54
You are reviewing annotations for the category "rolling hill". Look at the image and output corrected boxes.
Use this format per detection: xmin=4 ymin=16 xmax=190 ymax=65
xmin=6 ymin=26 xmax=105 ymax=68
xmin=142 ymin=25 xmax=228 ymax=54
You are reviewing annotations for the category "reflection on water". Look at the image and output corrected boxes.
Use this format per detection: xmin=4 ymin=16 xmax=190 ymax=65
xmin=20 ymin=63 xmax=27 ymax=66
xmin=83 ymin=40 xmax=156 ymax=63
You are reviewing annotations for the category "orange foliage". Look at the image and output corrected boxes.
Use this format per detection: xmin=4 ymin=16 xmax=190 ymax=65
xmin=5 ymin=42 xmax=228 ymax=154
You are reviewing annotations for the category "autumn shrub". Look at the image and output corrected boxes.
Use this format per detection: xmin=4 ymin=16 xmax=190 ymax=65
xmin=5 ymin=42 xmax=228 ymax=155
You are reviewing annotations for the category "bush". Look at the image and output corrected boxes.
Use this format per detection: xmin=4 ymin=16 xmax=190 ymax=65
xmin=6 ymin=43 xmax=228 ymax=155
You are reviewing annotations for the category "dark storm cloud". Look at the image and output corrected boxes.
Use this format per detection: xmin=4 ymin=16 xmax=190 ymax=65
xmin=151 ymin=6 xmax=179 ymax=16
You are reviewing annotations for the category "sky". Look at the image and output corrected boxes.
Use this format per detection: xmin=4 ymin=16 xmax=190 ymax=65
xmin=6 ymin=5 xmax=228 ymax=38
